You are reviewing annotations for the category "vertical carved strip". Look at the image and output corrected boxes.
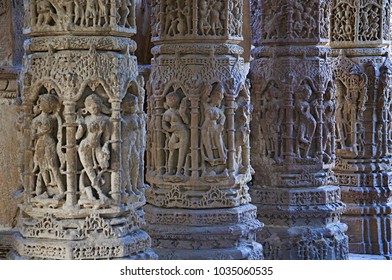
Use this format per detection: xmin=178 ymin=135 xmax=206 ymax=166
xmin=189 ymin=95 xmax=200 ymax=178
xmin=110 ymin=99 xmax=121 ymax=205
xmin=63 ymin=101 xmax=77 ymax=209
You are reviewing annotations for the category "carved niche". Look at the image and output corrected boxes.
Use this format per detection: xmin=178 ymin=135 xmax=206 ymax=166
xmin=330 ymin=0 xmax=391 ymax=46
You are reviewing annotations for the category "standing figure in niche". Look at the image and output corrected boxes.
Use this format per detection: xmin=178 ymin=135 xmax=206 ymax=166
xmin=74 ymin=0 xmax=86 ymax=25
xmin=76 ymin=94 xmax=111 ymax=201
xmin=37 ymin=0 xmax=53 ymax=26
xmin=181 ymin=3 xmax=192 ymax=35
xmin=235 ymin=102 xmax=252 ymax=174
xmin=262 ymin=82 xmax=284 ymax=162
xmin=322 ymin=85 xmax=336 ymax=163
xmin=201 ymin=83 xmax=227 ymax=167
xmin=199 ymin=0 xmax=211 ymax=35
xmin=162 ymin=91 xmax=189 ymax=175
xmin=31 ymin=94 xmax=65 ymax=199
xmin=97 ymin=0 xmax=109 ymax=26
xmin=85 ymin=0 xmax=98 ymax=27
xmin=210 ymin=1 xmax=223 ymax=35
xmin=295 ymin=83 xmax=316 ymax=159
xmin=122 ymin=94 xmax=142 ymax=197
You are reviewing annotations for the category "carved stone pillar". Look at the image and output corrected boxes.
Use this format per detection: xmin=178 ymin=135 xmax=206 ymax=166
xmin=145 ymin=0 xmax=263 ymax=260
xmin=330 ymin=0 xmax=392 ymax=258
xmin=0 ymin=0 xmax=25 ymax=259
xmin=10 ymin=0 xmax=156 ymax=260
xmin=250 ymin=0 xmax=348 ymax=259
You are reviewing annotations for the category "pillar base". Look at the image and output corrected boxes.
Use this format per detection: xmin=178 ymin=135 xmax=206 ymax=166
xmin=257 ymin=223 xmax=348 ymax=260
xmin=342 ymin=203 xmax=392 ymax=258
xmin=11 ymin=210 xmax=157 ymax=260
xmin=144 ymin=204 xmax=263 ymax=260
xmin=252 ymin=185 xmax=349 ymax=260
xmin=10 ymin=231 xmax=157 ymax=260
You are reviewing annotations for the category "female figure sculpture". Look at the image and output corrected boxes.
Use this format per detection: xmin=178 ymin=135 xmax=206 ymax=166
xmin=201 ymin=83 xmax=227 ymax=168
xmin=162 ymin=91 xmax=189 ymax=176
xmin=76 ymin=94 xmax=111 ymax=201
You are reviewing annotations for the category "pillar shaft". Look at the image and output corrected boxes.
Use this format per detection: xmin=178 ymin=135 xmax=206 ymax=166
xmin=250 ymin=0 xmax=348 ymax=259
xmin=145 ymin=0 xmax=263 ymax=260
xmin=331 ymin=0 xmax=392 ymax=258
xmin=10 ymin=0 xmax=156 ymax=260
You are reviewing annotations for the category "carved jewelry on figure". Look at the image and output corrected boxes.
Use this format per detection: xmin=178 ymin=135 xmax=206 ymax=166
xmin=31 ymin=92 xmax=65 ymax=201
xmin=76 ymin=93 xmax=111 ymax=203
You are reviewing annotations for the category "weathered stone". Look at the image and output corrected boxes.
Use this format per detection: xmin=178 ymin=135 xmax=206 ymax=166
xmin=9 ymin=0 xmax=156 ymax=260
xmin=249 ymin=0 xmax=349 ymax=260
xmin=331 ymin=0 xmax=392 ymax=258
xmin=145 ymin=0 xmax=263 ymax=259
xmin=0 ymin=0 xmax=25 ymax=259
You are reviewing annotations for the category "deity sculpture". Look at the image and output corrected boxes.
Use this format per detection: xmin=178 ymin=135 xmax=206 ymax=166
xmin=122 ymin=93 xmax=142 ymax=197
xmin=295 ymin=82 xmax=316 ymax=159
xmin=201 ymin=83 xmax=227 ymax=172
xmin=162 ymin=91 xmax=190 ymax=176
xmin=31 ymin=93 xmax=65 ymax=200
xmin=76 ymin=94 xmax=111 ymax=202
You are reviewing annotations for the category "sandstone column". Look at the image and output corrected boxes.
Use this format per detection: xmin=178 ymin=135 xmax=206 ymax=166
xmin=0 ymin=0 xmax=24 ymax=259
xmin=250 ymin=0 xmax=348 ymax=259
xmin=10 ymin=0 xmax=156 ymax=260
xmin=145 ymin=0 xmax=263 ymax=260
xmin=330 ymin=0 xmax=392 ymax=257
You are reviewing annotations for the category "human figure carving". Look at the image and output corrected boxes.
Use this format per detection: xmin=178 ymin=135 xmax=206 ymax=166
xmin=84 ymin=0 xmax=98 ymax=27
xmin=36 ymin=0 xmax=53 ymax=26
xmin=97 ymin=0 xmax=109 ymax=26
xmin=76 ymin=94 xmax=111 ymax=201
xmin=31 ymin=93 xmax=65 ymax=200
xmin=122 ymin=94 xmax=142 ymax=196
xmin=162 ymin=91 xmax=189 ymax=175
xmin=236 ymin=102 xmax=252 ymax=174
xmin=74 ymin=0 xmax=86 ymax=25
xmin=210 ymin=1 xmax=224 ymax=36
xmin=201 ymin=83 xmax=227 ymax=168
xmin=262 ymin=82 xmax=284 ymax=162
xmin=199 ymin=0 xmax=211 ymax=35
xmin=295 ymin=83 xmax=316 ymax=159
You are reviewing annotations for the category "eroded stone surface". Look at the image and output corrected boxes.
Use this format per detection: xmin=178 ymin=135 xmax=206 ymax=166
xmin=331 ymin=0 xmax=392 ymax=257
xmin=249 ymin=0 xmax=349 ymax=260
xmin=145 ymin=0 xmax=263 ymax=260
xmin=10 ymin=0 xmax=156 ymax=260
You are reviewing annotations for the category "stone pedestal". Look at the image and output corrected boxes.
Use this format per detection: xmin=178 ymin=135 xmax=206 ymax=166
xmin=10 ymin=0 xmax=156 ymax=260
xmin=249 ymin=0 xmax=348 ymax=259
xmin=145 ymin=0 xmax=263 ymax=260
xmin=331 ymin=0 xmax=392 ymax=258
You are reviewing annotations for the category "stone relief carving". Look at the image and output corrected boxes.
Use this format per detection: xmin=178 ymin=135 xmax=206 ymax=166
xmin=26 ymin=0 xmax=136 ymax=33
xmin=332 ymin=54 xmax=368 ymax=157
xmin=76 ymin=93 xmax=111 ymax=205
xmin=331 ymin=0 xmax=391 ymax=45
xmin=145 ymin=0 xmax=262 ymax=260
xmin=151 ymin=0 xmax=243 ymax=41
xmin=31 ymin=92 xmax=65 ymax=203
xmin=11 ymin=1 xmax=155 ymax=260
xmin=261 ymin=0 xmax=330 ymax=42
xmin=331 ymin=0 xmax=392 ymax=257
xmin=162 ymin=90 xmax=190 ymax=176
